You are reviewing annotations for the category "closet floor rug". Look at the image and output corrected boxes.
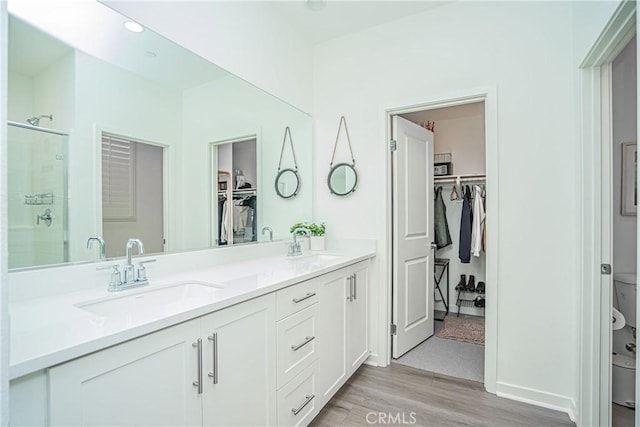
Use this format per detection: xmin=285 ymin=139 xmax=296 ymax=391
xmin=436 ymin=315 xmax=485 ymax=345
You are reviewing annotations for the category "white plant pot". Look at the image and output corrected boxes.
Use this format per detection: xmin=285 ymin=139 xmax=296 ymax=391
xmin=310 ymin=236 xmax=325 ymax=251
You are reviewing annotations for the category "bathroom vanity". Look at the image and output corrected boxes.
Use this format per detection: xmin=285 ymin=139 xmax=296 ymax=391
xmin=8 ymin=242 xmax=375 ymax=426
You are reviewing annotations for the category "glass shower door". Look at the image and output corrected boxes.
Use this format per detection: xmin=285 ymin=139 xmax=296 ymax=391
xmin=8 ymin=122 xmax=68 ymax=269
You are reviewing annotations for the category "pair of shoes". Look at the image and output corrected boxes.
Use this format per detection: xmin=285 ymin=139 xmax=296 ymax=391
xmin=455 ymin=275 xmax=466 ymax=292
xmin=474 ymin=296 xmax=485 ymax=307
xmin=476 ymin=281 xmax=485 ymax=294
xmin=466 ymin=275 xmax=476 ymax=292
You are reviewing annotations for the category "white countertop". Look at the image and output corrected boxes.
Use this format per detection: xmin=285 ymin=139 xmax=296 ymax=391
xmin=9 ymin=247 xmax=375 ymax=380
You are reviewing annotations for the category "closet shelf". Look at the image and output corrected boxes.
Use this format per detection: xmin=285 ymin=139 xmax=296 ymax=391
xmin=434 ymin=173 xmax=486 ymax=183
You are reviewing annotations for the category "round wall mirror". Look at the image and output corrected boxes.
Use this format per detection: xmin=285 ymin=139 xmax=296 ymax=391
xmin=328 ymin=163 xmax=358 ymax=196
xmin=275 ymin=169 xmax=300 ymax=198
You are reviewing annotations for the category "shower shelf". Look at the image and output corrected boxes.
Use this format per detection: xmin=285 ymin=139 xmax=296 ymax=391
xmin=24 ymin=193 xmax=54 ymax=205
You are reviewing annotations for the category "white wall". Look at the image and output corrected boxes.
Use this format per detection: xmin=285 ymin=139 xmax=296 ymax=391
xmin=104 ymin=0 xmax=314 ymax=114
xmin=72 ymin=51 xmax=182 ymax=261
xmin=313 ymin=0 xmax=578 ymax=414
xmin=612 ymin=37 xmax=637 ymax=275
xmin=181 ymin=75 xmax=313 ymax=250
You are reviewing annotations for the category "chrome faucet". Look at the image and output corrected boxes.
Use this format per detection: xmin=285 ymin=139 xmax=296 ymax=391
xmin=262 ymin=226 xmax=273 ymax=241
xmin=288 ymin=227 xmax=310 ymax=256
xmin=124 ymin=238 xmax=145 ymax=285
xmin=97 ymin=238 xmax=156 ymax=292
xmin=87 ymin=236 xmax=106 ymax=260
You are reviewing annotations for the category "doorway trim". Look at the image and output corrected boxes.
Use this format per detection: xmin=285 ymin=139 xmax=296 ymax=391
xmin=382 ymin=86 xmax=499 ymax=393
xmin=577 ymin=2 xmax=636 ymax=426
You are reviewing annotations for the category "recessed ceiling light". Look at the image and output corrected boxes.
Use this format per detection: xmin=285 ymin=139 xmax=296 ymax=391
xmin=305 ymin=0 xmax=326 ymax=12
xmin=124 ymin=21 xmax=144 ymax=33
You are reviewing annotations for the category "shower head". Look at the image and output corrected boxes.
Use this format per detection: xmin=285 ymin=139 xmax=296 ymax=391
xmin=27 ymin=114 xmax=53 ymax=127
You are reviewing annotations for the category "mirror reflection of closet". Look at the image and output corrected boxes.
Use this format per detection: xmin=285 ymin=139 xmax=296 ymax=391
xmin=213 ymin=138 xmax=258 ymax=246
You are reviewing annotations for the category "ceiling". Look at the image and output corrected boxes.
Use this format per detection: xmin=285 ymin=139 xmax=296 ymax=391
xmin=270 ymin=1 xmax=453 ymax=44
xmin=8 ymin=0 xmax=228 ymax=91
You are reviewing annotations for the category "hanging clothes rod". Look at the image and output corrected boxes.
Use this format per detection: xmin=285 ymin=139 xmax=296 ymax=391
xmin=232 ymin=189 xmax=257 ymax=195
xmin=434 ymin=173 xmax=486 ymax=183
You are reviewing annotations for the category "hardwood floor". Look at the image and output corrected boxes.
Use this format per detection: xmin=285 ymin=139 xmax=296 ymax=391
xmin=310 ymin=364 xmax=574 ymax=427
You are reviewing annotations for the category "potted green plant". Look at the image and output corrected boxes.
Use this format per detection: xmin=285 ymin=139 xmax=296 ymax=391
xmin=308 ymin=222 xmax=326 ymax=251
xmin=289 ymin=222 xmax=326 ymax=251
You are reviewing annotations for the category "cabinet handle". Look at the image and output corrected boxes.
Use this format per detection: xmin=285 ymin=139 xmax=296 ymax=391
xmin=207 ymin=333 xmax=218 ymax=384
xmin=291 ymin=336 xmax=315 ymax=351
xmin=292 ymin=292 xmax=316 ymax=303
xmin=353 ymin=273 xmax=357 ymax=300
xmin=192 ymin=339 xmax=202 ymax=394
xmin=347 ymin=275 xmax=353 ymax=301
xmin=291 ymin=394 xmax=315 ymax=416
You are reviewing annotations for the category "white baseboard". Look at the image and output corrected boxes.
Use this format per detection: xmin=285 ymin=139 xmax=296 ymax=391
xmin=364 ymin=352 xmax=384 ymax=367
xmin=496 ymin=382 xmax=576 ymax=422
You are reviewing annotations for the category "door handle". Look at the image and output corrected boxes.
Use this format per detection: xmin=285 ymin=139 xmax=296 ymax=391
xmin=207 ymin=333 xmax=218 ymax=384
xmin=192 ymin=339 xmax=202 ymax=394
xmin=347 ymin=275 xmax=353 ymax=301
xmin=353 ymin=273 xmax=357 ymax=301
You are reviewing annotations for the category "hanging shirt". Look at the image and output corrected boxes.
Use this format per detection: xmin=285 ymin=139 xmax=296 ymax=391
xmin=471 ymin=185 xmax=486 ymax=257
xmin=459 ymin=185 xmax=473 ymax=263
xmin=434 ymin=186 xmax=452 ymax=249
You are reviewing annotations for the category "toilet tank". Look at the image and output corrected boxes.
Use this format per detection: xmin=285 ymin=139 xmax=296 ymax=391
xmin=614 ymin=272 xmax=637 ymax=328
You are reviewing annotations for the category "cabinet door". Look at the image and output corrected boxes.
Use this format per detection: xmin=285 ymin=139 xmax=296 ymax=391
xmin=317 ymin=273 xmax=348 ymax=405
xmin=201 ymin=294 xmax=276 ymax=426
xmin=49 ymin=319 xmax=202 ymax=427
xmin=347 ymin=266 xmax=369 ymax=374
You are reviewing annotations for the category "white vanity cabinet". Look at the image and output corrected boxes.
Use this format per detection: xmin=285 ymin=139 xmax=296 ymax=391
xmin=12 ymin=257 xmax=372 ymax=427
xmin=48 ymin=319 xmax=203 ymax=426
xmin=318 ymin=261 xmax=369 ymax=406
xmin=47 ymin=294 xmax=276 ymax=427
xmin=275 ymin=279 xmax=321 ymax=426
xmin=200 ymin=294 xmax=276 ymax=426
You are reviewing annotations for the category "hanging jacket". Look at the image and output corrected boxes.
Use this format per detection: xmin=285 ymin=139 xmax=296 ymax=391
xmin=471 ymin=185 xmax=486 ymax=257
xmin=459 ymin=185 xmax=473 ymax=263
xmin=434 ymin=186 xmax=452 ymax=249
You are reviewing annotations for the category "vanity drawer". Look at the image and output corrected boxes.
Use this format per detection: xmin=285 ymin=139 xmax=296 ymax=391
xmin=276 ymin=278 xmax=319 ymax=320
xmin=277 ymin=304 xmax=318 ymax=388
xmin=277 ymin=361 xmax=319 ymax=427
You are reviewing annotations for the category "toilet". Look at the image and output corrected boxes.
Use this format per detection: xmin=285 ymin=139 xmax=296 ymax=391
xmin=613 ymin=272 xmax=637 ymax=408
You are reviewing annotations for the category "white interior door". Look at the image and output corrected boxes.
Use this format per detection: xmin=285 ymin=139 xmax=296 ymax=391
xmin=392 ymin=116 xmax=434 ymax=358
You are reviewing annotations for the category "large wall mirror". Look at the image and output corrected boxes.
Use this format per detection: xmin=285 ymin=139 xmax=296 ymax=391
xmin=7 ymin=0 xmax=312 ymax=270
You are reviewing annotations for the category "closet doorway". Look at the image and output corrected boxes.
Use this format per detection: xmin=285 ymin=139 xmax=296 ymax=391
xmin=389 ymin=99 xmax=490 ymax=385
xmin=211 ymin=136 xmax=258 ymax=247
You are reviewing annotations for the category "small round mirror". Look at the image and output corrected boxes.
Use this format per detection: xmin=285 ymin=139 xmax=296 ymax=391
xmin=275 ymin=169 xmax=300 ymax=199
xmin=328 ymin=163 xmax=358 ymax=196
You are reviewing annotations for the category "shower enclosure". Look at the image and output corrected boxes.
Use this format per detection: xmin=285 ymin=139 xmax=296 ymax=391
xmin=8 ymin=121 xmax=68 ymax=269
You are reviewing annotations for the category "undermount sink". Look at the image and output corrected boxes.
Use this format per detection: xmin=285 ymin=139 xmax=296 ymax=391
xmin=76 ymin=281 xmax=226 ymax=317
xmin=288 ymin=253 xmax=343 ymax=265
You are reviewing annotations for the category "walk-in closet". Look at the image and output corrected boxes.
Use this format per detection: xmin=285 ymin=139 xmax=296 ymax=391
xmin=393 ymin=101 xmax=487 ymax=383
xmin=214 ymin=138 xmax=258 ymax=246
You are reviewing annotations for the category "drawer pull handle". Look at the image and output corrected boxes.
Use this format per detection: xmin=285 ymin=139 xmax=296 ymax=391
xmin=291 ymin=394 xmax=315 ymax=416
xmin=291 ymin=336 xmax=315 ymax=351
xmin=192 ymin=339 xmax=202 ymax=394
xmin=292 ymin=292 xmax=316 ymax=303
